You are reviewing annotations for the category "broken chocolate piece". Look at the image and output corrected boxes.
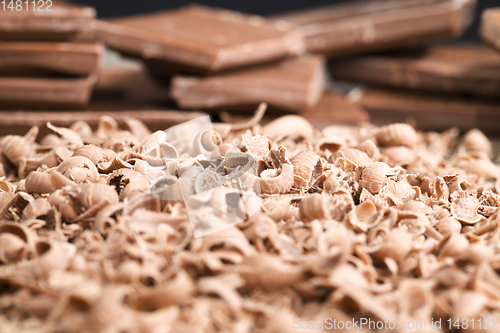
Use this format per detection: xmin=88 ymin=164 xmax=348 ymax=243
xmin=481 ymin=8 xmax=500 ymax=52
xmin=96 ymin=5 xmax=304 ymax=74
xmin=0 ymin=1 xmax=96 ymax=41
xmin=171 ymin=56 xmax=324 ymax=112
xmin=302 ymin=90 xmax=369 ymax=129
xmin=329 ymin=45 xmax=500 ymax=98
xmin=0 ymin=75 xmax=97 ymax=108
xmin=272 ymin=0 xmax=475 ymax=57
xmin=0 ymin=42 xmax=103 ymax=76
xmin=352 ymin=87 xmax=500 ymax=134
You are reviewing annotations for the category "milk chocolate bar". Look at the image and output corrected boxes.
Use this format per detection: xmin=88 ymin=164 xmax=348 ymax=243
xmin=272 ymin=0 xmax=475 ymax=57
xmin=97 ymin=5 xmax=304 ymax=74
xmin=0 ymin=75 xmax=97 ymax=108
xmin=217 ymin=89 xmax=368 ymax=129
xmin=302 ymin=89 xmax=369 ymax=129
xmin=481 ymin=8 xmax=500 ymax=52
xmin=352 ymin=87 xmax=500 ymax=134
xmin=0 ymin=1 xmax=96 ymax=41
xmin=171 ymin=56 xmax=324 ymax=112
xmin=329 ymin=45 xmax=500 ymax=98
xmin=0 ymin=110 xmax=206 ymax=136
xmin=0 ymin=42 xmax=103 ymax=76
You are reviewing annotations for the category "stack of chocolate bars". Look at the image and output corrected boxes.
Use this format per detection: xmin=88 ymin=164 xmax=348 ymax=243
xmin=93 ymin=0 xmax=487 ymax=130
xmin=95 ymin=4 xmax=370 ymax=128
xmin=3 ymin=0 xmax=500 ymax=134
xmin=0 ymin=1 xmax=102 ymax=108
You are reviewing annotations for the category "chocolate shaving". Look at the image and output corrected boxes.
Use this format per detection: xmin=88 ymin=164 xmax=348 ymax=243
xmin=0 ymin=114 xmax=499 ymax=332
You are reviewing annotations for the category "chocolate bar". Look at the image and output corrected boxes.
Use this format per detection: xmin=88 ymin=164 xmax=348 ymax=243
xmin=352 ymin=87 xmax=500 ymax=134
xmin=272 ymin=0 xmax=475 ymax=57
xmin=0 ymin=42 xmax=103 ymax=76
xmin=217 ymin=89 xmax=368 ymax=129
xmin=329 ymin=45 xmax=500 ymax=98
xmin=97 ymin=5 xmax=304 ymax=74
xmin=0 ymin=110 xmax=206 ymax=136
xmin=0 ymin=75 xmax=97 ymax=108
xmin=171 ymin=56 xmax=324 ymax=112
xmin=0 ymin=1 xmax=96 ymax=41
xmin=481 ymin=8 xmax=500 ymax=52
xmin=302 ymin=89 xmax=369 ymax=129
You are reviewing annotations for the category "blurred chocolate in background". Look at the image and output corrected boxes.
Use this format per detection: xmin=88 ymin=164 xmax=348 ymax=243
xmin=80 ymin=0 xmax=496 ymax=42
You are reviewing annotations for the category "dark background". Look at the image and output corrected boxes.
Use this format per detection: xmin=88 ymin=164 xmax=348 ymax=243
xmin=78 ymin=0 xmax=498 ymax=42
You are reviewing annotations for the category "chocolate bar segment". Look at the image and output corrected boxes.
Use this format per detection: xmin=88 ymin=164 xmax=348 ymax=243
xmin=272 ymin=0 xmax=475 ymax=57
xmin=329 ymin=45 xmax=500 ymax=98
xmin=0 ymin=110 xmax=207 ymax=136
xmin=0 ymin=42 xmax=103 ymax=76
xmin=302 ymin=90 xmax=369 ymax=129
xmin=0 ymin=75 xmax=97 ymax=108
xmin=353 ymin=87 xmax=500 ymax=134
xmin=97 ymin=5 xmax=304 ymax=74
xmin=0 ymin=1 xmax=96 ymax=41
xmin=481 ymin=8 xmax=500 ymax=52
xmin=171 ymin=56 xmax=324 ymax=112
xmin=219 ymin=89 xmax=369 ymax=128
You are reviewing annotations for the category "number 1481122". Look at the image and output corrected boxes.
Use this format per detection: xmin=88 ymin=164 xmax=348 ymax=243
xmin=1 ymin=0 xmax=53 ymax=11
